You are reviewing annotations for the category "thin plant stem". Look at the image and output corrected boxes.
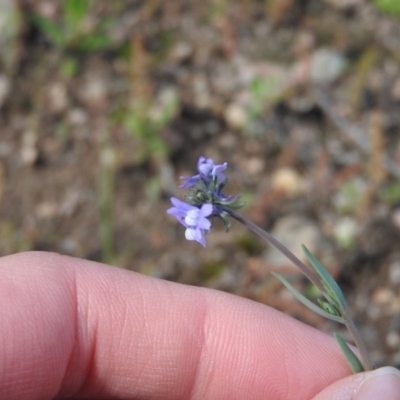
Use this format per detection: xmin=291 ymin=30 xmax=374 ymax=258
xmin=223 ymin=208 xmax=324 ymax=292
xmin=224 ymin=207 xmax=374 ymax=371
xmin=343 ymin=310 xmax=374 ymax=371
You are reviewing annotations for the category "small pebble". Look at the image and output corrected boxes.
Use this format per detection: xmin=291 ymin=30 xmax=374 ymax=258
xmin=386 ymin=331 xmax=400 ymax=349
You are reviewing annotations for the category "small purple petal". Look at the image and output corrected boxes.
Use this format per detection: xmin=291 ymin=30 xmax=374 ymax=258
xmin=179 ymin=175 xmax=200 ymax=188
xmin=197 ymin=218 xmax=211 ymax=230
xmin=169 ymin=197 xmax=194 ymax=211
xmin=198 ymin=157 xmax=215 ymax=178
xmin=211 ymin=162 xmax=227 ymax=185
xmin=185 ymin=227 xmax=207 ymax=247
xmin=184 ymin=205 xmax=212 ymax=230
xmin=184 ymin=209 xmax=200 ymax=226
xmin=167 ymin=198 xmax=198 ymax=227
xmin=200 ymin=203 xmax=213 ymax=217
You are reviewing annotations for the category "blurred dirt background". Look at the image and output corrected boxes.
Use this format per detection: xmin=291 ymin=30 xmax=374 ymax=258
xmin=1 ymin=0 xmax=400 ymax=368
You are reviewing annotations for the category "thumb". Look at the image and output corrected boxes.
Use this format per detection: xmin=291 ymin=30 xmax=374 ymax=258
xmin=313 ymin=367 xmax=400 ymax=400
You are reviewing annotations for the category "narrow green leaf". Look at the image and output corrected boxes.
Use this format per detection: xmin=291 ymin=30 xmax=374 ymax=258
xmin=31 ymin=14 xmax=66 ymax=48
xmin=272 ymin=273 xmax=345 ymax=324
xmin=65 ymin=0 xmax=90 ymax=28
xmin=302 ymin=245 xmax=346 ymax=310
xmin=230 ymin=202 xmax=246 ymax=209
xmin=218 ymin=201 xmax=246 ymax=209
xmin=317 ymin=299 xmax=341 ymax=317
xmin=219 ymin=212 xmax=232 ymax=231
xmin=76 ymin=34 xmax=112 ymax=52
xmin=334 ymin=332 xmax=365 ymax=373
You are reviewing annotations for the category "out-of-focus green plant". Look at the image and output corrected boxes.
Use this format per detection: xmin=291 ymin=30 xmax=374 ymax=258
xmin=200 ymin=259 xmax=227 ymax=281
xmin=207 ymin=0 xmax=229 ymax=22
xmin=98 ymin=145 xmax=117 ymax=265
xmin=332 ymin=217 xmax=357 ymax=250
xmin=334 ymin=178 xmax=367 ymax=214
xmin=31 ymin=0 xmax=112 ymax=52
xmin=374 ymin=0 xmax=400 ymax=16
xmin=121 ymin=88 xmax=180 ymax=164
xmin=0 ymin=0 xmax=21 ymax=71
xmin=60 ymin=58 xmax=78 ymax=77
xmin=242 ymin=75 xmax=285 ymax=138
xmin=378 ymin=182 xmax=400 ymax=204
xmin=0 ymin=221 xmax=33 ymax=255
xmin=248 ymin=76 xmax=282 ymax=120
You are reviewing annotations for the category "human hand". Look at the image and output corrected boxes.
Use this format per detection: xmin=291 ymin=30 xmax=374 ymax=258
xmin=1 ymin=252 xmax=399 ymax=399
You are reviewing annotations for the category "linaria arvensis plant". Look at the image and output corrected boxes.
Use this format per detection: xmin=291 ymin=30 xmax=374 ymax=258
xmin=167 ymin=156 xmax=374 ymax=373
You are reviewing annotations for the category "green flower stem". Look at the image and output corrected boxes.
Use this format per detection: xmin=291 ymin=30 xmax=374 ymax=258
xmin=224 ymin=208 xmax=324 ymax=292
xmin=343 ymin=310 xmax=374 ymax=371
xmin=225 ymin=207 xmax=374 ymax=372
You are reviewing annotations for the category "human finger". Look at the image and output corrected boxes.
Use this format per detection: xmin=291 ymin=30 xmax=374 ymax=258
xmin=0 ymin=251 xmax=352 ymax=399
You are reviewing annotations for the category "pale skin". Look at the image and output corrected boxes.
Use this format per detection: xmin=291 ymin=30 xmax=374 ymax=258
xmin=0 ymin=252 xmax=382 ymax=399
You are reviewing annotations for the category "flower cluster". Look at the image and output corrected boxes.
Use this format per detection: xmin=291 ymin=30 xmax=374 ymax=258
xmin=167 ymin=158 xmax=374 ymax=373
xmin=167 ymin=156 xmax=243 ymax=246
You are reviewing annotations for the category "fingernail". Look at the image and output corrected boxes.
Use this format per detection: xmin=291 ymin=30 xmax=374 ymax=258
xmin=354 ymin=367 xmax=400 ymax=400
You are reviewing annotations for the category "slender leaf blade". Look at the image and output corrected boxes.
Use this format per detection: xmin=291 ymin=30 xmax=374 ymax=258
xmin=31 ymin=14 xmax=66 ymax=47
xmin=76 ymin=34 xmax=112 ymax=52
xmin=334 ymin=332 xmax=365 ymax=373
xmin=65 ymin=0 xmax=90 ymax=29
xmin=272 ymin=272 xmax=344 ymax=323
xmin=302 ymin=245 xmax=346 ymax=310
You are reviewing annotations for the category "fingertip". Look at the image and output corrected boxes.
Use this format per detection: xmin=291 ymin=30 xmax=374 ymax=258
xmin=354 ymin=367 xmax=400 ymax=400
xmin=313 ymin=367 xmax=400 ymax=400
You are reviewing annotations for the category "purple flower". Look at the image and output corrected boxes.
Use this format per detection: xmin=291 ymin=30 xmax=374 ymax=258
xmin=211 ymin=162 xmax=227 ymax=185
xmin=167 ymin=197 xmax=192 ymax=224
xmin=198 ymin=157 xmax=214 ymax=177
xmin=179 ymin=156 xmax=227 ymax=188
xmin=167 ymin=197 xmax=213 ymax=246
xmin=168 ymin=157 xmax=244 ymax=244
